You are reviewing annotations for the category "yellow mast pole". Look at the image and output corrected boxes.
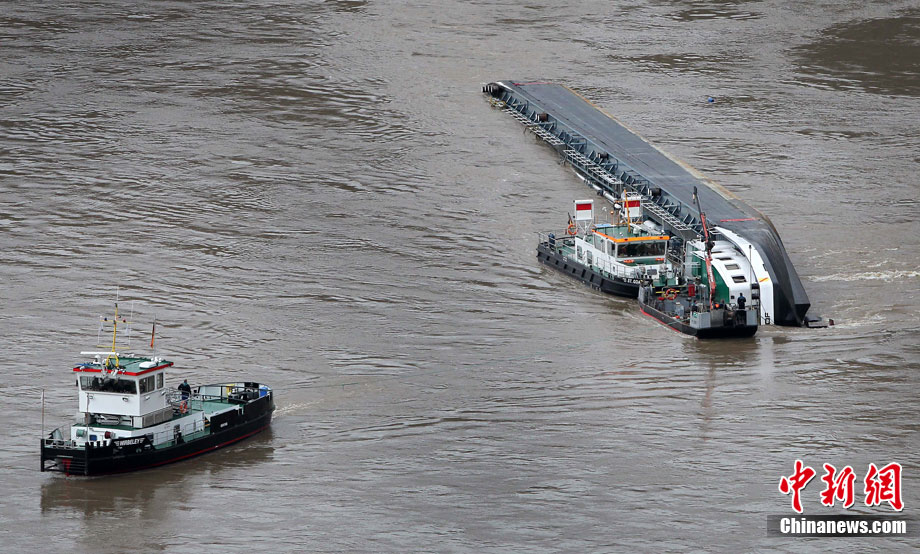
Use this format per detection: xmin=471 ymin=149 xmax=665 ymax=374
xmin=106 ymin=303 xmax=120 ymax=369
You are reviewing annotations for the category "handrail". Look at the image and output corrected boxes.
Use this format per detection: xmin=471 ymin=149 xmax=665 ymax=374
xmin=149 ymin=417 xmax=208 ymax=448
xmin=42 ymin=424 xmax=81 ymax=449
xmin=537 ymin=229 xmax=577 ymax=241
xmin=539 ymin=230 xmax=664 ymax=282
xmin=491 ymin=87 xmax=706 ymax=244
xmin=562 ymin=149 xmax=700 ymax=241
xmin=42 ymin=410 xmax=211 ymax=450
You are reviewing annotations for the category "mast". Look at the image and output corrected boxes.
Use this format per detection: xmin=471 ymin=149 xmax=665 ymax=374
xmin=624 ymin=193 xmax=631 ymax=235
xmin=103 ymin=301 xmax=121 ymax=370
xmin=110 ymin=302 xmax=118 ymax=354
xmin=151 ymin=314 xmax=157 ymax=358
xmin=693 ymin=186 xmax=716 ymax=310
xmin=101 ymin=292 xmax=131 ymax=371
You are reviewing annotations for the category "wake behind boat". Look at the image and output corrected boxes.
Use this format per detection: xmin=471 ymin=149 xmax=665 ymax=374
xmin=40 ymin=303 xmax=274 ymax=476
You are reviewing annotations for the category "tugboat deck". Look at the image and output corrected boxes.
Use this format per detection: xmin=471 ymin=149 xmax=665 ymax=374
xmin=550 ymin=226 xmax=670 ymax=261
xmin=69 ymin=397 xmax=240 ymax=432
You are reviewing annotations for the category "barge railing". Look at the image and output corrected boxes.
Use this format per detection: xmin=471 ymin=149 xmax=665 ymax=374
xmin=488 ymin=87 xmax=702 ymax=242
xmin=562 ymin=149 xmax=699 ymax=241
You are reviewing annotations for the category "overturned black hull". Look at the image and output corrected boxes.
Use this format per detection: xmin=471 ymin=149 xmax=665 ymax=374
xmin=537 ymin=241 xmax=640 ymax=297
xmin=485 ymin=81 xmax=810 ymax=326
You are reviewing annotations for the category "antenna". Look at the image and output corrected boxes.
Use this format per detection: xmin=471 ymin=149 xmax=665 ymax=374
xmin=107 ymin=301 xmax=120 ymax=369
xmin=97 ymin=289 xmax=133 ymax=372
xmin=150 ymin=314 xmax=157 ymax=358
xmin=124 ymin=301 xmax=135 ymax=350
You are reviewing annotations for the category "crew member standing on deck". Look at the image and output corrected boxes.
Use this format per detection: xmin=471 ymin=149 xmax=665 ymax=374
xmin=737 ymin=293 xmax=746 ymax=310
xmin=178 ymin=378 xmax=191 ymax=400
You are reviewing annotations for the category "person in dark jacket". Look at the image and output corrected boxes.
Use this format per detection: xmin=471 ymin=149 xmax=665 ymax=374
xmin=178 ymin=379 xmax=192 ymax=400
xmin=737 ymin=293 xmax=746 ymax=310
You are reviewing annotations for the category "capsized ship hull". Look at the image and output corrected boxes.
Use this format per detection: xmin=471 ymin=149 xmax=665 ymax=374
xmin=484 ymin=81 xmax=810 ymax=326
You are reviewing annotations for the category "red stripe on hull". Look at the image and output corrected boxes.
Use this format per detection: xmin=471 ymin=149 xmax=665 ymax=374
xmin=639 ymin=306 xmax=686 ymax=336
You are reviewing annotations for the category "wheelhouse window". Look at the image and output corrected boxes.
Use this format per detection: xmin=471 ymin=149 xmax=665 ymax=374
xmin=139 ymin=375 xmax=155 ymax=394
xmin=617 ymin=241 xmax=666 ymax=258
xmin=80 ymin=375 xmax=137 ymax=394
xmin=156 ymin=372 xmax=164 ymax=389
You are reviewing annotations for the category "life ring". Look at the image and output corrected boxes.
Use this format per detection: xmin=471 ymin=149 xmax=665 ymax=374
xmin=179 ymin=400 xmax=188 ymax=414
xmin=661 ymin=288 xmax=679 ymax=300
xmin=566 ymin=222 xmax=577 ymax=236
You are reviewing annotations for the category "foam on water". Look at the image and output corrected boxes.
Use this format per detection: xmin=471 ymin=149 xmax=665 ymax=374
xmin=811 ymin=270 xmax=920 ymax=282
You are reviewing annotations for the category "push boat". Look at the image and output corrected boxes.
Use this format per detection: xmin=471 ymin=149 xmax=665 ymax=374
xmin=636 ymin=225 xmax=760 ymax=338
xmin=40 ymin=306 xmax=274 ymax=476
xmin=638 ymin=284 xmax=757 ymax=338
xmin=637 ymin=186 xmax=759 ymax=337
xmin=537 ymin=198 xmax=676 ymax=297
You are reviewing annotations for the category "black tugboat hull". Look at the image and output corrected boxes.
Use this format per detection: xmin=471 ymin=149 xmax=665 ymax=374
xmin=537 ymin=242 xmax=639 ymax=298
xmin=639 ymin=300 xmax=757 ymax=339
xmin=41 ymin=395 xmax=274 ymax=476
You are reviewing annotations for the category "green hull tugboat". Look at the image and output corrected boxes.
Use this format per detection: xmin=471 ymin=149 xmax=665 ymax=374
xmin=637 ymin=189 xmax=759 ymax=338
xmin=40 ymin=304 xmax=274 ymax=476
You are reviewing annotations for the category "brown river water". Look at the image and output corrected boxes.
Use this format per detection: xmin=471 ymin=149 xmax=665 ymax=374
xmin=1 ymin=1 xmax=918 ymax=552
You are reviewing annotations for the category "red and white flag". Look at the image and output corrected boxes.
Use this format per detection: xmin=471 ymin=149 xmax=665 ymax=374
xmin=573 ymin=200 xmax=594 ymax=221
